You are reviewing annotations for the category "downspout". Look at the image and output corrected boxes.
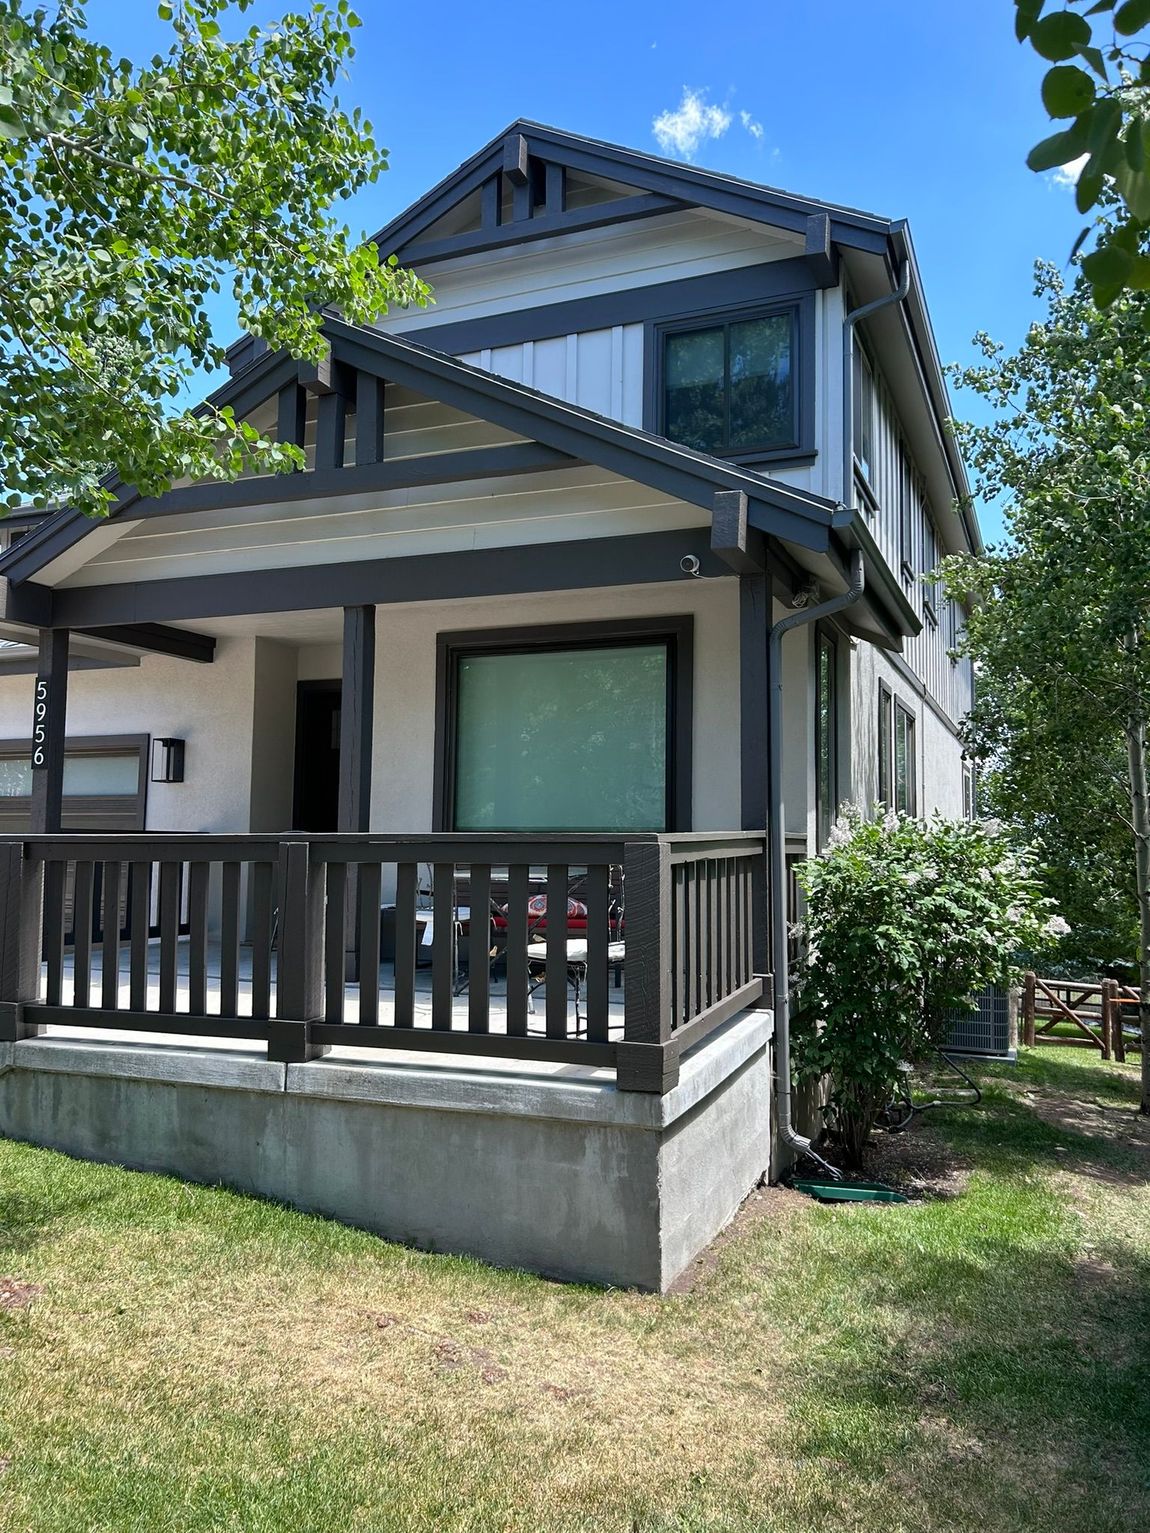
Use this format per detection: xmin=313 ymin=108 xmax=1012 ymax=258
xmin=768 ymin=260 xmax=910 ymax=1175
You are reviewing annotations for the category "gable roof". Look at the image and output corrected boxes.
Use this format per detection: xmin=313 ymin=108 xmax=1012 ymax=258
xmin=371 ymin=119 xmax=894 ymax=265
xmin=0 ymin=316 xmax=845 ymax=589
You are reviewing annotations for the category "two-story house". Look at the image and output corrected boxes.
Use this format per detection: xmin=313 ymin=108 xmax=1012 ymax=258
xmin=0 ymin=123 xmax=979 ymax=1291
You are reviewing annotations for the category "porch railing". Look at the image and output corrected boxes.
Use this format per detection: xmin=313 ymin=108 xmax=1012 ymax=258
xmin=0 ymin=831 xmax=768 ymax=1093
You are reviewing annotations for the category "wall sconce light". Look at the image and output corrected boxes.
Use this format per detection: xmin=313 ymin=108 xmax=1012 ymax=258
xmin=151 ymin=737 xmax=186 ymax=784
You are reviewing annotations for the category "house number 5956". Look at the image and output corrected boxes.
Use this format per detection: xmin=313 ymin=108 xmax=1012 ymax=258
xmin=31 ymin=678 xmax=49 ymax=769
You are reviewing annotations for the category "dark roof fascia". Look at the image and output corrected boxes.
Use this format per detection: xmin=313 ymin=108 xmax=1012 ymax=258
xmin=0 ymin=316 xmax=839 ymax=589
xmin=836 ymin=512 xmax=922 ymax=640
xmin=371 ymin=119 xmax=895 ymax=263
xmin=325 ymin=318 xmax=838 ymax=550
xmin=0 ymin=344 xmax=300 ymax=586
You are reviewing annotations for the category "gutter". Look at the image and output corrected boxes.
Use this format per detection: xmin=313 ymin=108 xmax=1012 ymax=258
xmin=768 ymin=262 xmax=912 ymax=1177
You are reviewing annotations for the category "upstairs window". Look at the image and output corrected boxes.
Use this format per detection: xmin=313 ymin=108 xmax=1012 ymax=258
xmin=853 ymin=346 xmax=876 ymax=482
xmin=661 ymin=308 xmax=797 ymax=457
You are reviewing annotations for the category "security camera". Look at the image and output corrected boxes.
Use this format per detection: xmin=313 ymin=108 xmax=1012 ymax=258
xmin=680 ymin=554 xmax=701 ymax=576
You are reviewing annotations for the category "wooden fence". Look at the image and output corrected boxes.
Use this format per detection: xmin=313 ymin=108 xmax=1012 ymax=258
xmin=1021 ymin=972 xmax=1143 ymax=1062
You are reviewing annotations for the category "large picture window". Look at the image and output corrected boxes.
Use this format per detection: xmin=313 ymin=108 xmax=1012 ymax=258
xmin=0 ymin=734 xmax=147 ymax=831
xmin=437 ymin=621 xmax=692 ymax=833
xmin=661 ymin=308 xmax=798 ymax=457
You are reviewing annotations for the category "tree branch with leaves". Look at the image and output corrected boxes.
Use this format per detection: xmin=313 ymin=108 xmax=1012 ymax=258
xmin=0 ymin=0 xmax=428 ymax=516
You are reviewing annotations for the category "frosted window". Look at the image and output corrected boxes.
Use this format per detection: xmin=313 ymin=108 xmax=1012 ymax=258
xmin=0 ymin=752 xmax=139 ymax=797
xmin=453 ymin=644 xmax=669 ymax=831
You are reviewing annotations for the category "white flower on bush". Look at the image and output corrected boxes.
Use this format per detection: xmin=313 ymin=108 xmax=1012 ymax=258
xmin=1044 ymin=914 xmax=1072 ymax=938
xmin=978 ymin=866 xmax=993 ymax=883
xmin=827 ymin=817 xmax=852 ymax=848
xmin=904 ymin=870 xmax=921 ymax=885
xmin=883 ymin=808 xmax=899 ymax=832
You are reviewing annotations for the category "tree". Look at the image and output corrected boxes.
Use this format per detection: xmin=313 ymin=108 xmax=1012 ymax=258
xmin=1017 ymin=1 xmax=1150 ymax=304
xmin=0 ymin=0 xmax=427 ymax=517
xmin=943 ymin=257 xmax=1150 ymax=1109
xmin=792 ymin=809 xmax=1052 ymax=1167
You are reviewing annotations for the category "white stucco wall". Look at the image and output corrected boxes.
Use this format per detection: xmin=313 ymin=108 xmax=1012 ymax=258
xmin=848 ymin=639 xmax=966 ymax=820
xmin=371 ymin=578 xmax=742 ymax=836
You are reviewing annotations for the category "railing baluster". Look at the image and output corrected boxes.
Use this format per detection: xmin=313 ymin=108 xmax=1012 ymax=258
xmin=324 ymin=860 xmax=347 ymax=1024
xmin=431 ymin=862 xmax=455 ymax=1030
xmin=357 ymin=861 xmax=382 ymax=1026
xmin=249 ymin=860 xmax=274 ymax=1022
xmin=101 ymin=860 xmax=122 ymax=1011
xmin=393 ymin=861 xmax=418 ymax=1030
xmin=219 ymin=861 xmax=241 ymax=1017
xmin=504 ymin=862 xmax=529 ymax=1037
xmin=72 ymin=860 xmax=94 ymax=1009
xmin=128 ymin=860 xmax=150 ymax=1012
xmin=42 ymin=859 xmax=65 ymax=1007
xmin=157 ymin=860 xmax=180 ymax=1015
xmin=545 ymin=863 xmax=569 ymax=1038
xmin=584 ymin=862 xmax=609 ymax=1043
xmin=187 ymin=861 xmax=209 ymax=1017
xmin=467 ymin=863 xmax=492 ymax=1034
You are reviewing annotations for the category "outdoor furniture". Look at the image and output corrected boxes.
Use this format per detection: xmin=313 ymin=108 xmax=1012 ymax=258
xmin=524 ymin=868 xmax=626 ymax=1032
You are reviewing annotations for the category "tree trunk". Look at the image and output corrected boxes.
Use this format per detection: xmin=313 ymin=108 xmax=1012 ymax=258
xmin=1124 ymin=711 xmax=1150 ymax=1113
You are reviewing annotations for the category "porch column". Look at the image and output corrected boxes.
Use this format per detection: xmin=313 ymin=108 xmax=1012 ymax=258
xmin=738 ymin=575 xmax=771 ymax=979
xmin=29 ymin=627 xmax=69 ymax=834
xmin=338 ymin=604 xmax=375 ymax=831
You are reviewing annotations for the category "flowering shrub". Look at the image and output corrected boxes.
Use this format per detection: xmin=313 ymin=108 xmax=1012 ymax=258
xmin=792 ymin=807 xmax=1058 ymax=1166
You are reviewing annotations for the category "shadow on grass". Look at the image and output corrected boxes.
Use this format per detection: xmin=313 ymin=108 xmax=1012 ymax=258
xmin=0 ymin=1187 xmax=116 ymax=1258
xmin=783 ymin=1052 xmax=1150 ymax=1533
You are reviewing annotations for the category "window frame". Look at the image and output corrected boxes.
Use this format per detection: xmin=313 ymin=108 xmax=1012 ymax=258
xmin=815 ymin=627 xmax=839 ymax=849
xmin=877 ymin=682 xmax=893 ymax=808
xmin=0 ymin=732 xmax=149 ymax=829
xmin=893 ymin=699 xmax=918 ymax=817
xmin=649 ymin=294 xmax=815 ymax=465
xmin=433 ymin=616 xmax=694 ymax=834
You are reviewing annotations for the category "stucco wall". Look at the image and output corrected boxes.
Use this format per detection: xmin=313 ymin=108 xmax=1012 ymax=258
xmin=849 ymin=639 xmax=966 ymax=820
xmin=371 ymin=577 xmax=743 ymax=835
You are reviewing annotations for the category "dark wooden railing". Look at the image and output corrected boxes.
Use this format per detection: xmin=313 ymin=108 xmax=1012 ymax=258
xmin=0 ymin=831 xmax=768 ymax=1092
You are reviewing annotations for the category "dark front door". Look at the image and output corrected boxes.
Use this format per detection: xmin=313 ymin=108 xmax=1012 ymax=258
xmin=293 ymin=681 xmax=341 ymax=831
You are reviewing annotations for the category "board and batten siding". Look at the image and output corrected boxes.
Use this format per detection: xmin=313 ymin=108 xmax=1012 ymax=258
xmin=853 ymin=354 xmax=973 ymax=727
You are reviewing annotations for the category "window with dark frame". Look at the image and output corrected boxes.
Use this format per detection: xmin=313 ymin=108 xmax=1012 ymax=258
xmin=439 ymin=621 xmax=691 ymax=833
xmin=894 ymin=700 xmax=917 ymax=816
xmin=661 ymin=306 xmax=798 ymax=457
xmin=878 ymin=682 xmax=893 ymax=807
xmin=816 ymin=631 xmax=838 ymax=847
xmin=962 ymin=761 xmax=976 ymax=821
xmin=853 ymin=344 xmax=875 ymax=482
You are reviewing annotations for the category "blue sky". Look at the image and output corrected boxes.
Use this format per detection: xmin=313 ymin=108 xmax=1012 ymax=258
xmin=87 ymin=0 xmax=1083 ymax=543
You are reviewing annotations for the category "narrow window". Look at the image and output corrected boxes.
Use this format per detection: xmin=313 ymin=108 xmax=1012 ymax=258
xmin=663 ymin=309 xmax=797 ymax=456
xmin=962 ymin=762 xmax=975 ymax=820
xmin=894 ymin=701 xmax=917 ymax=816
xmin=877 ymin=683 xmax=893 ymax=807
xmin=816 ymin=632 xmax=838 ymax=847
xmin=923 ymin=517 xmax=939 ymax=622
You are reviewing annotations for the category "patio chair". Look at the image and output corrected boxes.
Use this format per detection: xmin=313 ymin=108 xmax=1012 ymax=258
xmin=525 ymin=866 xmax=625 ymax=1032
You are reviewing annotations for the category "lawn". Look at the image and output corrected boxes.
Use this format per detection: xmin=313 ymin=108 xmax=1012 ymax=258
xmin=1 ymin=1048 xmax=1148 ymax=1533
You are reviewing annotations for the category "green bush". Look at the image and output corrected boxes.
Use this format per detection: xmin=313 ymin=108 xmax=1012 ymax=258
xmin=793 ymin=808 xmax=1059 ymax=1165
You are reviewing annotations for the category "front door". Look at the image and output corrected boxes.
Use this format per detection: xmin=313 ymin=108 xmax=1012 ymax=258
xmin=293 ymin=681 xmax=341 ymax=831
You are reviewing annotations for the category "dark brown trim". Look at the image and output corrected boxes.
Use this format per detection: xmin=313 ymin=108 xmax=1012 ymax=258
xmin=400 ymin=192 xmax=684 ymax=266
xmin=338 ymin=605 xmax=375 ymax=833
xmin=433 ymin=615 xmax=694 ymax=834
xmin=76 ymin=623 xmax=216 ymax=664
xmin=0 ymin=732 xmax=149 ymax=833
xmin=23 ymin=531 xmax=728 ymax=630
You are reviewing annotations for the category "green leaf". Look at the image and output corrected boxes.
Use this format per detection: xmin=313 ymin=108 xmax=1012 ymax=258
xmin=1027 ymin=122 xmax=1089 ymax=170
xmin=1076 ymin=169 xmax=1105 ymax=212
xmin=1082 ymin=241 xmax=1135 ymax=287
xmin=1041 ymin=64 xmax=1096 ymax=116
xmin=1029 ymin=9 xmax=1092 ymax=59
xmin=1016 ymin=0 xmax=1046 ymax=42
xmin=1114 ymin=0 xmax=1150 ymax=34
xmin=157 ymin=2 xmax=172 ymax=17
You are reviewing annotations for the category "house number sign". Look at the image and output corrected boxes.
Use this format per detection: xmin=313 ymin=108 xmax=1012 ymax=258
xmin=31 ymin=676 xmax=50 ymax=769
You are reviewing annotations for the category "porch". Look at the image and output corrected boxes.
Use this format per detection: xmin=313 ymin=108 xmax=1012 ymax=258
xmin=0 ymin=830 xmax=768 ymax=1093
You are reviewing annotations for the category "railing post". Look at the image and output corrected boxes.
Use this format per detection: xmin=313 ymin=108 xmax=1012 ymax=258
xmin=617 ymin=839 xmax=678 ymax=1093
xmin=0 ymin=841 xmax=45 ymax=1041
xmin=268 ymin=840 xmax=330 ymax=1063
xmin=1022 ymin=971 xmax=1036 ymax=1047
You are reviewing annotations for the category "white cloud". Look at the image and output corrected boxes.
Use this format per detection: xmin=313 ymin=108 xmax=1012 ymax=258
xmin=652 ymin=88 xmax=732 ymax=160
xmin=740 ymin=109 xmax=764 ymax=141
xmin=1049 ymin=152 xmax=1089 ymax=189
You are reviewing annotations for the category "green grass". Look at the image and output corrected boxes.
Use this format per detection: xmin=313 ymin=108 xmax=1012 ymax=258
xmin=1 ymin=1048 xmax=1149 ymax=1532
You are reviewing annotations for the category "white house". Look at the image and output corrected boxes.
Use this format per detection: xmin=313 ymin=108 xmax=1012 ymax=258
xmin=0 ymin=123 xmax=979 ymax=1289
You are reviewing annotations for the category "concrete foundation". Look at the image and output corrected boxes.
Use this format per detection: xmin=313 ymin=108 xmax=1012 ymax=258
xmin=0 ymin=1010 xmax=773 ymax=1291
